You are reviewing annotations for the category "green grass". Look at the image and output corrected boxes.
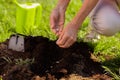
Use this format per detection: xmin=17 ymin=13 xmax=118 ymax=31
xmin=0 ymin=0 xmax=88 ymax=41
xmin=1 ymin=0 xmax=120 ymax=79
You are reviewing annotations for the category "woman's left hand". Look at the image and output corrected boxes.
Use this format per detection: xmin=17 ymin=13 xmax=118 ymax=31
xmin=56 ymin=22 xmax=79 ymax=48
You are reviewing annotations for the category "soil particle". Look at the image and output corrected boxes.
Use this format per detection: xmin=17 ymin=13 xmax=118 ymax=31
xmin=0 ymin=36 xmax=112 ymax=80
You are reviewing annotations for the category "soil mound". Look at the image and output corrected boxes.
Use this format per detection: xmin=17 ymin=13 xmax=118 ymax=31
xmin=0 ymin=36 xmax=111 ymax=80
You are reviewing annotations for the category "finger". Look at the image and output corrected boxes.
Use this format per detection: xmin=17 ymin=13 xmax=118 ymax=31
xmin=56 ymin=33 xmax=68 ymax=46
xmin=60 ymin=37 xmax=75 ymax=48
xmin=59 ymin=12 xmax=65 ymax=25
xmin=50 ymin=12 xmax=60 ymax=35
xmin=59 ymin=14 xmax=64 ymax=31
xmin=50 ymin=19 xmax=58 ymax=34
xmin=60 ymin=37 xmax=76 ymax=48
xmin=60 ymin=39 xmax=72 ymax=48
xmin=56 ymin=25 xmax=63 ymax=37
xmin=58 ymin=12 xmax=65 ymax=32
xmin=50 ymin=14 xmax=56 ymax=29
xmin=56 ymin=31 xmax=64 ymax=43
xmin=56 ymin=27 xmax=61 ymax=36
xmin=59 ymin=25 xmax=64 ymax=34
xmin=51 ymin=28 xmax=57 ymax=34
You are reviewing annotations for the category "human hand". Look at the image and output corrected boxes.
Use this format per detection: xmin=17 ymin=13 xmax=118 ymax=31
xmin=50 ymin=7 xmax=65 ymax=36
xmin=56 ymin=22 xmax=79 ymax=48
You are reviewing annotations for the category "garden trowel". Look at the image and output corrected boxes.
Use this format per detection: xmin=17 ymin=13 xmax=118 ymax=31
xmin=8 ymin=0 xmax=42 ymax=52
xmin=8 ymin=35 xmax=24 ymax=52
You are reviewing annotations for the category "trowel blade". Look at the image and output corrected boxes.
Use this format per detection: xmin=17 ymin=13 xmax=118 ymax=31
xmin=8 ymin=35 xmax=24 ymax=52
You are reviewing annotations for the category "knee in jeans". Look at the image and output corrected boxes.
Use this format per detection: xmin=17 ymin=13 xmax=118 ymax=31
xmin=91 ymin=14 xmax=120 ymax=36
xmin=92 ymin=22 xmax=118 ymax=36
xmin=96 ymin=27 xmax=116 ymax=36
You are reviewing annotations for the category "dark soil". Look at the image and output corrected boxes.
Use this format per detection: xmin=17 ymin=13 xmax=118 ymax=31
xmin=0 ymin=36 xmax=112 ymax=80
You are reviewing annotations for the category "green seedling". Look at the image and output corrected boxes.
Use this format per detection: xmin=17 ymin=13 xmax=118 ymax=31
xmin=15 ymin=58 xmax=34 ymax=66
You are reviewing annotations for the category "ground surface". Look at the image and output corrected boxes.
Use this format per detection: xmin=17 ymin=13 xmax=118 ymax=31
xmin=0 ymin=36 xmax=112 ymax=80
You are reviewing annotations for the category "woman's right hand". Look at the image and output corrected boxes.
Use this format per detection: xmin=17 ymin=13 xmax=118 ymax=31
xmin=50 ymin=7 xmax=65 ymax=36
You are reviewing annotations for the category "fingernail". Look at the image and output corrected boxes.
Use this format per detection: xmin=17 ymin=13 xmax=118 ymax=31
xmin=56 ymin=39 xmax=59 ymax=43
xmin=56 ymin=28 xmax=59 ymax=32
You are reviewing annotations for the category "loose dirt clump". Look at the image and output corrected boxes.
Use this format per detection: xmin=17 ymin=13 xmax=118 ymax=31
xmin=0 ymin=36 xmax=112 ymax=80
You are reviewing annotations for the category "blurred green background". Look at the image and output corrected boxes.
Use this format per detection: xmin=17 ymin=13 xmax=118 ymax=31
xmin=1 ymin=0 xmax=120 ymax=79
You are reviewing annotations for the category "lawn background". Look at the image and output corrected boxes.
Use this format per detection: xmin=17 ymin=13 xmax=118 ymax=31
xmin=0 ymin=0 xmax=120 ymax=79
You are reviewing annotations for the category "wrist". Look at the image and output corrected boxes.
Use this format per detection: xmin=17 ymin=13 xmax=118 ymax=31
xmin=70 ymin=19 xmax=82 ymax=30
xmin=56 ymin=0 xmax=70 ymax=12
xmin=71 ymin=11 xmax=88 ymax=30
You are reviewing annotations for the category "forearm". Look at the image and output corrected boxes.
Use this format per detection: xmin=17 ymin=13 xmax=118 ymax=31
xmin=56 ymin=0 xmax=70 ymax=11
xmin=72 ymin=0 xmax=99 ymax=29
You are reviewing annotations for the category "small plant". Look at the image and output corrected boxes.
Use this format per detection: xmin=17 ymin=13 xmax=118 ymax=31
xmin=2 ymin=57 xmax=13 ymax=63
xmin=14 ymin=58 xmax=34 ymax=66
xmin=103 ymin=66 xmax=120 ymax=80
